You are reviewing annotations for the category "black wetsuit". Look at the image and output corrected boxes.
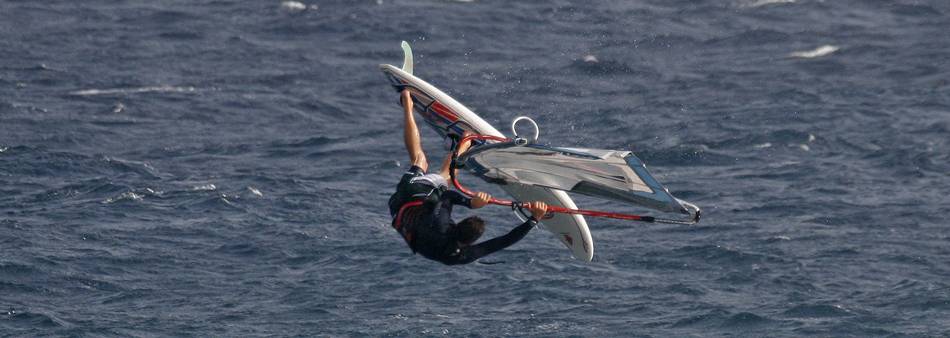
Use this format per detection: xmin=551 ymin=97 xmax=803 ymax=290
xmin=389 ymin=166 xmax=536 ymax=265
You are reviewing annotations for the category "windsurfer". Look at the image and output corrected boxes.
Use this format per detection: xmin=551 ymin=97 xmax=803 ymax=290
xmin=388 ymin=89 xmax=548 ymax=265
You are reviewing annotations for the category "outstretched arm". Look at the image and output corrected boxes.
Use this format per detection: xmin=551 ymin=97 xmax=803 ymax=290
xmin=448 ymin=219 xmax=536 ymax=265
xmin=401 ymin=89 xmax=428 ymax=171
xmin=444 ymin=201 xmax=548 ymax=265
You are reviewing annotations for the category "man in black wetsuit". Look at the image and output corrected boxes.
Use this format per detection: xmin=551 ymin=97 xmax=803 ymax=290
xmin=388 ymin=89 xmax=548 ymax=265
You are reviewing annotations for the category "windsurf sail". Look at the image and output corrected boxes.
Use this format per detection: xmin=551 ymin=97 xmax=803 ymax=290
xmin=452 ymin=132 xmax=701 ymax=225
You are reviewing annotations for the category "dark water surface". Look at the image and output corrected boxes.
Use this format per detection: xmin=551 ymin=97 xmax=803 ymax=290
xmin=2 ymin=0 xmax=949 ymax=336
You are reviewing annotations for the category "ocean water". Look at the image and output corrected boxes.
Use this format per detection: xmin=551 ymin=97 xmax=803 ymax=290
xmin=2 ymin=0 xmax=949 ymax=336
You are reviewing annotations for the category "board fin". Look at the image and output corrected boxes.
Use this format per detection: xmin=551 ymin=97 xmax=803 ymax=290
xmin=400 ymin=41 xmax=413 ymax=75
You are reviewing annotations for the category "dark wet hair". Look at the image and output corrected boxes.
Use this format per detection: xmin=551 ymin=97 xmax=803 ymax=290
xmin=456 ymin=216 xmax=485 ymax=245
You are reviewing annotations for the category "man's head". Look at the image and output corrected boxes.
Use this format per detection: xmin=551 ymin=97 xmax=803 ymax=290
xmin=456 ymin=216 xmax=486 ymax=245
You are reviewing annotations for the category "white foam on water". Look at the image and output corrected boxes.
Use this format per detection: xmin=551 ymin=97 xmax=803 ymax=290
xmin=790 ymin=45 xmax=839 ymax=58
xmin=103 ymin=191 xmax=143 ymax=204
xmin=193 ymin=184 xmax=217 ymax=191
xmin=219 ymin=194 xmax=235 ymax=206
xmin=743 ymin=0 xmax=795 ymax=7
xmin=144 ymin=188 xmax=162 ymax=196
xmin=280 ymin=1 xmax=306 ymax=11
xmin=248 ymin=186 xmax=263 ymax=197
xmin=70 ymin=85 xmax=196 ymax=96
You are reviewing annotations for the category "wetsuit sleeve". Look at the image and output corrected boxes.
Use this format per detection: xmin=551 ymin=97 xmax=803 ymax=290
xmin=442 ymin=190 xmax=472 ymax=208
xmin=444 ymin=218 xmax=537 ymax=265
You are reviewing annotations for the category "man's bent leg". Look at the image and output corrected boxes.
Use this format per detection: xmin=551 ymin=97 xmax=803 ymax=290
xmin=402 ymin=89 xmax=428 ymax=171
xmin=438 ymin=131 xmax=473 ymax=180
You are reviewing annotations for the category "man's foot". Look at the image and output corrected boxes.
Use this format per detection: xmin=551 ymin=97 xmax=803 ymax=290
xmin=457 ymin=131 xmax=475 ymax=155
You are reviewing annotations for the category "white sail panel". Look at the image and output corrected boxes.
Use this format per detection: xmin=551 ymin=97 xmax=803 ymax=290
xmin=464 ymin=144 xmax=694 ymax=215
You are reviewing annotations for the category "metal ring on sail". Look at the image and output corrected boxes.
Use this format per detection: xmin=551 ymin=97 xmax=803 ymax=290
xmin=510 ymin=116 xmax=539 ymax=143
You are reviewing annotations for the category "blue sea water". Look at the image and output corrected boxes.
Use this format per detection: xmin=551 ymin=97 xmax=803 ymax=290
xmin=2 ymin=0 xmax=949 ymax=336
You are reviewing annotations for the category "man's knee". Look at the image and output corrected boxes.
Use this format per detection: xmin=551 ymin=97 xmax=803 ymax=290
xmin=411 ymin=152 xmax=428 ymax=172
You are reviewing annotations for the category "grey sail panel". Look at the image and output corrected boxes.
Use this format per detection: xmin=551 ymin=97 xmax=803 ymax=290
xmin=465 ymin=144 xmax=691 ymax=215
